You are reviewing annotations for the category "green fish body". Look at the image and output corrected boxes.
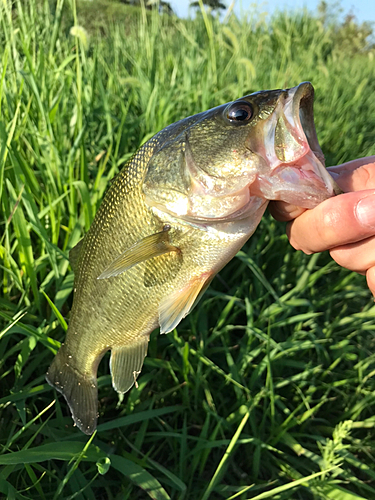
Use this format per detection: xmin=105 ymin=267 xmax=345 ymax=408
xmin=46 ymin=82 xmax=337 ymax=434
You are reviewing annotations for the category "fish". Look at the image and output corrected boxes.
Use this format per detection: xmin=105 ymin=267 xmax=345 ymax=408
xmin=46 ymin=82 xmax=339 ymax=434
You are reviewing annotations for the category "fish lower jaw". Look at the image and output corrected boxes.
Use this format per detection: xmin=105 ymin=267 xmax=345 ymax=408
xmin=250 ymin=163 xmax=335 ymax=209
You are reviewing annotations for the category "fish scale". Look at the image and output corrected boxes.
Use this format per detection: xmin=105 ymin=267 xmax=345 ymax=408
xmin=46 ymin=82 xmax=339 ymax=434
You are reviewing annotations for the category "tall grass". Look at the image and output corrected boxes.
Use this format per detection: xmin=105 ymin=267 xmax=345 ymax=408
xmin=1 ymin=0 xmax=375 ymax=498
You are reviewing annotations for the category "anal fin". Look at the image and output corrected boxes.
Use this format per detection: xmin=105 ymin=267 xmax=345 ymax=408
xmin=110 ymin=336 xmax=149 ymax=394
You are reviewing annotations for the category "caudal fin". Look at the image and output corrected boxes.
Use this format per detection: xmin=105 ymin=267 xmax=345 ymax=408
xmin=46 ymin=345 xmax=98 ymax=435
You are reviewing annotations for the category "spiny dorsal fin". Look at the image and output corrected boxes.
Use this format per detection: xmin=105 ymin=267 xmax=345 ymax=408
xmin=69 ymin=239 xmax=84 ymax=273
xmin=97 ymin=225 xmax=180 ymax=280
xmin=159 ymin=273 xmax=212 ymax=334
xmin=110 ymin=336 xmax=149 ymax=394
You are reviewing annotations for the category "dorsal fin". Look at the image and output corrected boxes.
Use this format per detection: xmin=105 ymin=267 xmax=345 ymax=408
xmin=69 ymin=239 xmax=84 ymax=273
xmin=97 ymin=225 xmax=180 ymax=280
xmin=158 ymin=273 xmax=212 ymax=334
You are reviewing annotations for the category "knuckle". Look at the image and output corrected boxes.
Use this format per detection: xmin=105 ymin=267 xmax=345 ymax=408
xmin=330 ymin=246 xmax=363 ymax=273
xmin=353 ymin=163 xmax=375 ymax=189
xmin=287 ymin=197 xmax=347 ymax=255
xmin=312 ymin=203 xmax=341 ymax=250
xmin=329 ymin=247 xmax=349 ymax=268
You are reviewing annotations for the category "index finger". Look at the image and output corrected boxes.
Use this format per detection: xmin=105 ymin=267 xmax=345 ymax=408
xmin=268 ymin=201 xmax=307 ymax=222
xmin=328 ymin=159 xmax=375 ymax=193
xmin=328 ymin=156 xmax=375 ymax=174
xmin=287 ymin=189 xmax=375 ymax=254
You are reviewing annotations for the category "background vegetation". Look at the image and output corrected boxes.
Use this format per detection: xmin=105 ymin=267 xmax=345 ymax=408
xmin=1 ymin=0 xmax=375 ymax=498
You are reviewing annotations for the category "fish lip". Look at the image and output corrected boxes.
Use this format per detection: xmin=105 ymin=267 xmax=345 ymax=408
xmin=289 ymin=82 xmax=342 ymax=196
xmin=292 ymin=82 xmax=322 ymax=160
xmin=247 ymin=82 xmax=340 ymax=207
xmin=268 ymin=150 xmax=336 ymax=208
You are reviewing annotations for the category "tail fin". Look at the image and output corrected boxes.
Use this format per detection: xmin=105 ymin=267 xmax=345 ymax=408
xmin=46 ymin=345 xmax=98 ymax=435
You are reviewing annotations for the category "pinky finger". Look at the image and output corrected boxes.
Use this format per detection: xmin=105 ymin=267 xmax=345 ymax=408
xmin=366 ymin=267 xmax=375 ymax=298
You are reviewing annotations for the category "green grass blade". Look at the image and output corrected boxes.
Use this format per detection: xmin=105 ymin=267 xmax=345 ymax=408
xmin=110 ymin=454 xmax=171 ymax=500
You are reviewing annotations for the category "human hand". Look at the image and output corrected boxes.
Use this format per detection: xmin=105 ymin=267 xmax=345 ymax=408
xmin=269 ymin=156 xmax=375 ymax=296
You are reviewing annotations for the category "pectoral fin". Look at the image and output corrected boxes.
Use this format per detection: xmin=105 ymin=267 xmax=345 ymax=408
xmin=98 ymin=225 xmax=180 ymax=280
xmin=159 ymin=273 xmax=212 ymax=334
xmin=110 ymin=336 xmax=149 ymax=394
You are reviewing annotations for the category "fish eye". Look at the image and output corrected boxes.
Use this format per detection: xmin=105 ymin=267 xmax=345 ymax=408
xmin=226 ymin=101 xmax=253 ymax=124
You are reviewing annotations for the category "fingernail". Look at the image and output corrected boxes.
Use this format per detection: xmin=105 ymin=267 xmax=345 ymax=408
xmin=356 ymin=195 xmax=375 ymax=228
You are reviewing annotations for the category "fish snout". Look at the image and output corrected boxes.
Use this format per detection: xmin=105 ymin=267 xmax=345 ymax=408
xmin=287 ymin=82 xmax=342 ymax=197
xmin=247 ymin=82 xmax=340 ymax=207
xmin=282 ymin=81 xmax=326 ymax=165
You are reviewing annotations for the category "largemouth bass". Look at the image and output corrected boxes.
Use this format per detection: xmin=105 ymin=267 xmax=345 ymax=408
xmin=46 ymin=82 xmax=338 ymax=434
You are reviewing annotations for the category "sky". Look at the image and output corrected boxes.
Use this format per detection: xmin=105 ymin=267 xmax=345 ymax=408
xmin=168 ymin=0 xmax=375 ymax=24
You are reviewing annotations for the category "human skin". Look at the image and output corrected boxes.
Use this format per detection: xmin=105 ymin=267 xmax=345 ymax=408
xmin=268 ymin=156 xmax=375 ymax=297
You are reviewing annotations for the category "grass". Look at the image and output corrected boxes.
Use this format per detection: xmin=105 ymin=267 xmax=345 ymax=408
xmin=1 ymin=0 xmax=375 ymax=498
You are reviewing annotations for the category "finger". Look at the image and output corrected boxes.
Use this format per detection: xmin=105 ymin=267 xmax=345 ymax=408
xmin=328 ymin=160 xmax=375 ymax=192
xmin=330 ymin=235 xmax=375 ymax=273
xmin=268 ymin=201 xmax=307 ymax=222
xmin=366 ymin=267 xmax=375 ymax=298
xmin=328 ymin=156 xmax=375 ymax=174
xmin=287 ymin=189 xmax=375 ymax=254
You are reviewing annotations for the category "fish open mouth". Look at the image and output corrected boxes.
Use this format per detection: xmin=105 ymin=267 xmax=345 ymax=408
xmin=250 ymin=82 xmax=340 ymax=209
xmin=293 ymin=82 xmax=324 ymax=164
